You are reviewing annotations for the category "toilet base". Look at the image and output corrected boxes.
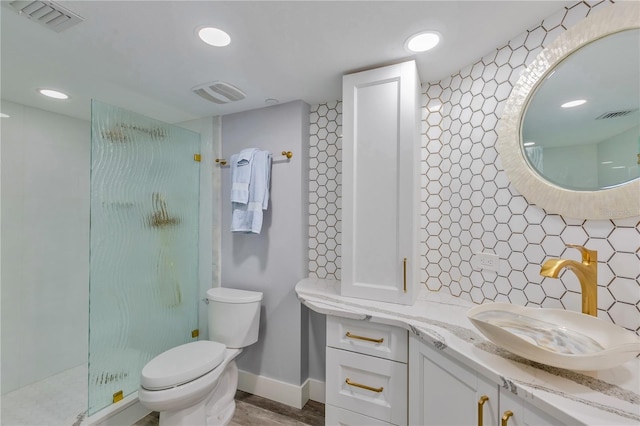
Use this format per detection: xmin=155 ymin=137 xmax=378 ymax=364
xmin=157 ymin=361 xmax=239 ymax=426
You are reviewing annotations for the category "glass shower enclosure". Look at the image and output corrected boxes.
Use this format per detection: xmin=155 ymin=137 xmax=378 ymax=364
xmin=89 ymin=100 xmax=201 ymax=415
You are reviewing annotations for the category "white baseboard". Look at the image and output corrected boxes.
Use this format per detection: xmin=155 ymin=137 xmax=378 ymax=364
xmin=237 ymin=370 xmax=326 ymax=409
xmin=307 ymin=378 xmax=325 ymax=404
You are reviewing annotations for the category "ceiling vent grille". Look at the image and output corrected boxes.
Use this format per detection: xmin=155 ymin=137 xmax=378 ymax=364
xmin=192 ymin=81 xmax=246 ymax=104
xmin=595 ymin=109 xmax=638 ymax=120
xmin=7 ymin=1 xmax=83 ymax=32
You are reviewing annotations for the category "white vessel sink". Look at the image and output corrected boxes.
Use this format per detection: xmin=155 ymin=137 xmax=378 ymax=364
xmin=467 ymin=303 xmax=640 ymax=371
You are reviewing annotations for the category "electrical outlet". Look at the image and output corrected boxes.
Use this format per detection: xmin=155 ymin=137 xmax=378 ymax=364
xmin=474 ymin=252 xmax=500 ymax=272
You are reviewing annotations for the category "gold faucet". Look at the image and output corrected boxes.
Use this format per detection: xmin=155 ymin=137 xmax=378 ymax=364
xmin=540 ymin=244 xmax=598 ymax=317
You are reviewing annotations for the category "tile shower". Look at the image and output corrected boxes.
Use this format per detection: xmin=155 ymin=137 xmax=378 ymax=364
xmin=308 ymin=0 xmax=640 ymax=334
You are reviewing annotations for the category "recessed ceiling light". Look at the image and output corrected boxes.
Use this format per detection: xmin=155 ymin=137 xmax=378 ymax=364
xmin=523 ymin=142 xmax=536 ymax=146
xmin=198 ymin=27 xmax=231 ymax=47
xmin=38 ymin=88 xmax=69 ymax=99
xmin=265 ymin=98 xmax=280 ymax=105
xmin=405 ymin=31 xmax=440 ymax=53
xmin=0 ymin=113 xmax=10 ymax=118
xmin=561 ymin=99 xmax=586 ymax=108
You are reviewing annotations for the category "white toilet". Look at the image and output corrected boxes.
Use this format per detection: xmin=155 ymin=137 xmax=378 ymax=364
xmin=138 ymin=287 xmax=263 ymax=426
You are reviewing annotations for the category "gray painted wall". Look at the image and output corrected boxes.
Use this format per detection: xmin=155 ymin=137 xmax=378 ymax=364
xmin=220 ymin=100 xmax=311 ymax=385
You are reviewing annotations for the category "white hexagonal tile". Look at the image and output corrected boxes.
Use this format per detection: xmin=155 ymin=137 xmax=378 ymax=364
xmin=606 ymin=302 xmax=640 ymax=333
xmin=541 ymin=215 xmax=566 ymax=235
xmin=508 ymin=233 xmax=528 ymax=252
xmin=524 ymin=244 xmax=546 ymax=264
xmin=560 ymin=226 xmax=589 ymax=246
xmin=508 ymin=251 xmax=527 ymax=271
xmin=581 ymin=219 xmax=615 ymax=238
xmin=608 ymin=228 xmax=639 ymax=253
xmin=508 ymin=215 xmax=527 ymax=234
xmin=508 ymin=288 xmax=528 ymax=305
xmin=524 ymin=283 xmax=545 ymax=304
xmin=608 ymin=277 xmax=640 ymax=304
xmin=541 ymin=277 xmax=566 ymax=299
xmin=609 ymin=252 xmax=640 ymax=279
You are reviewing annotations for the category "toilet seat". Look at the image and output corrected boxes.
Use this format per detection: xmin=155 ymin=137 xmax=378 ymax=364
xmin=141 ymin=340 xmax=226 ymax=390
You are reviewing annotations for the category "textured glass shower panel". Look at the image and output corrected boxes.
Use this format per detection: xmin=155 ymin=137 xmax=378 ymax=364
xmin=88 ymin=100 xmax=200 ymax=415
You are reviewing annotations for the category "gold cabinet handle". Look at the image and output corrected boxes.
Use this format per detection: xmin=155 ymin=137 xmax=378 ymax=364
xmin=477 ymin=395 xmax=489 ymax=426
xmin=345 ymin=332 xmax=384 ymax=343
xmin=501 ymin=410 xmax=514 ymax=426
xmin=345 ymin=378 xmax=384 ymax=393
xmin=403 ymin=257 xmax=407 ymax=293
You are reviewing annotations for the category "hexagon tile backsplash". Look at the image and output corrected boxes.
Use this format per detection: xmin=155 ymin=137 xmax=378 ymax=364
xmin=309 ymin=0 xmax=640 ymax=334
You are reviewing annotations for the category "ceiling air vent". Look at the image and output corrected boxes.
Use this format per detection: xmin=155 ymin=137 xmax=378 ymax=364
xmin=595 ymin=109 xmax=638 ymax=120
xmin=192 ymin=81 xmax=246 ymax=104
xmin=7 ymin=1 xmax=84 ymax=32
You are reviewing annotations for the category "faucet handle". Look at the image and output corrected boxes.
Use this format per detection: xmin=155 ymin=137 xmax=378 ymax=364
xmin=565 ymin=244 xmax=597 ymax=263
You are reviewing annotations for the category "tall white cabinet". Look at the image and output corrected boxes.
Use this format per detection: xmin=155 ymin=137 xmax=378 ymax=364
xmin=341 ymin=60 xmax=421 ymax=305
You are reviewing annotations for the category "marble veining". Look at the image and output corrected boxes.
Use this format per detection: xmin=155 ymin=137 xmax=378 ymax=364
xmin=296 ymin=278 xmax=640 ymax=425
xmin=510 ymin=378 xmax=640 ymax=422
xmin=500 ymin=377 xmax=519 ymax=395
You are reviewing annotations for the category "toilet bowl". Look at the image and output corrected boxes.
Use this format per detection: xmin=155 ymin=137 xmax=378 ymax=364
xmin=138 ymin=287 xmax=263 ymax=426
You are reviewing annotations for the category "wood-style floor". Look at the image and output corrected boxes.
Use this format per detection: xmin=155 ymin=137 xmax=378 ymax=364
xmin=133 ymin=391 xmax=325 ymax=426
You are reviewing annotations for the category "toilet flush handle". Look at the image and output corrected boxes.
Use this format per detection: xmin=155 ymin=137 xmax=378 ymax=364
xmin=202 ymin=298 xmax=209 ymax=304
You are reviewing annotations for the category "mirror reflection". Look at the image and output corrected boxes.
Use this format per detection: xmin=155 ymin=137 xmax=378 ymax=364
xmin=522 ymin=29 xmax=640 ymax=191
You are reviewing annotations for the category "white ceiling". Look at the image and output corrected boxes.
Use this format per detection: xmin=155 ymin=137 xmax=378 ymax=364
xmin=1 ymin=1 xmax=573 ymax=124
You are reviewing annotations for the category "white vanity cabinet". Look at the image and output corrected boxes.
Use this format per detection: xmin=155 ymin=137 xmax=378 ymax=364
xmin=409 ymin=335 xmax=499 ymax=426
xmin=341 ymin=60 xmax=421 ymax=305
xmin=409 ymin=336 xmax=566 ymax=426
xmin=325 ymin=316 xmax=408 ymax=425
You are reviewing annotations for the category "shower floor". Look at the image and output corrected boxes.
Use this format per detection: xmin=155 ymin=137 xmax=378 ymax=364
xmin=1 ymin=364 xmax=88 ymax=426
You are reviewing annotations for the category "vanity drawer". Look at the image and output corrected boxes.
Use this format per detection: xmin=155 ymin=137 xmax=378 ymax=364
xmin=326 ymin=347 xmax=407 ymax=425
xmin=326 ymin=404 xmax=393 ymax=426
xmin=327 ymin=316 xmax=408 ymax=362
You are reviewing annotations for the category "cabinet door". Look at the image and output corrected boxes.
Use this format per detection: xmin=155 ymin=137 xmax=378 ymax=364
xmin=409 ymin=336 xmax=499 ymax=426
xmin=500 ymin=390 xmax=565 ymax=426
xmin=341 ymin=60 xmax=420 ymax=305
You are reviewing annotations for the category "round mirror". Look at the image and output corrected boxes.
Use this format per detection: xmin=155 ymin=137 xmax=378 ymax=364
xmin=497 ymin=2 xmax=640 ymax=219
xmin=522 ymin=29 xmax=640 ymax=191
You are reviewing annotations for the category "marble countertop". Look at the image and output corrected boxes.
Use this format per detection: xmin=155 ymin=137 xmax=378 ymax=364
xmin=295 ymin=277 xmax=640 ymax=426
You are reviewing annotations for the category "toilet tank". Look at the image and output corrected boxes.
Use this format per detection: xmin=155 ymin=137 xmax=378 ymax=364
xmin=206 ymin=287 xmax=263 ymax=348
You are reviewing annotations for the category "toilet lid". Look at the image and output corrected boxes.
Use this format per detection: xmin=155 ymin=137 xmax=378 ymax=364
xmin=140 ymin=340 xmax=226 ymax=390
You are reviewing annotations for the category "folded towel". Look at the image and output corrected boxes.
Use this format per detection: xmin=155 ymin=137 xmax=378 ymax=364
xmin=231 ymin=150 xmax=272 ymax=234
xmin=230 ymin=148 xmax=258 ymax=204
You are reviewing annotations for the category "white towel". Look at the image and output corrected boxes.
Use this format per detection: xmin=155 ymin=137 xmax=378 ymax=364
xmin=230 ymin=148 xmax=257 ymax=204
xmin=231 ymin=150 xmax=272 ymax=234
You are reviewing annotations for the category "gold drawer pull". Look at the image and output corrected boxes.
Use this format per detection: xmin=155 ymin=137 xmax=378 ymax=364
xmin=345 ymin=378 xmax=384 ymax=393
xmin=345 ymin=332 xmax=384 ymax=343
xmin=501 ymin=410 xmax=514 ymax=426
xmin=477 ymin=395 xmax=489 ymax=426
